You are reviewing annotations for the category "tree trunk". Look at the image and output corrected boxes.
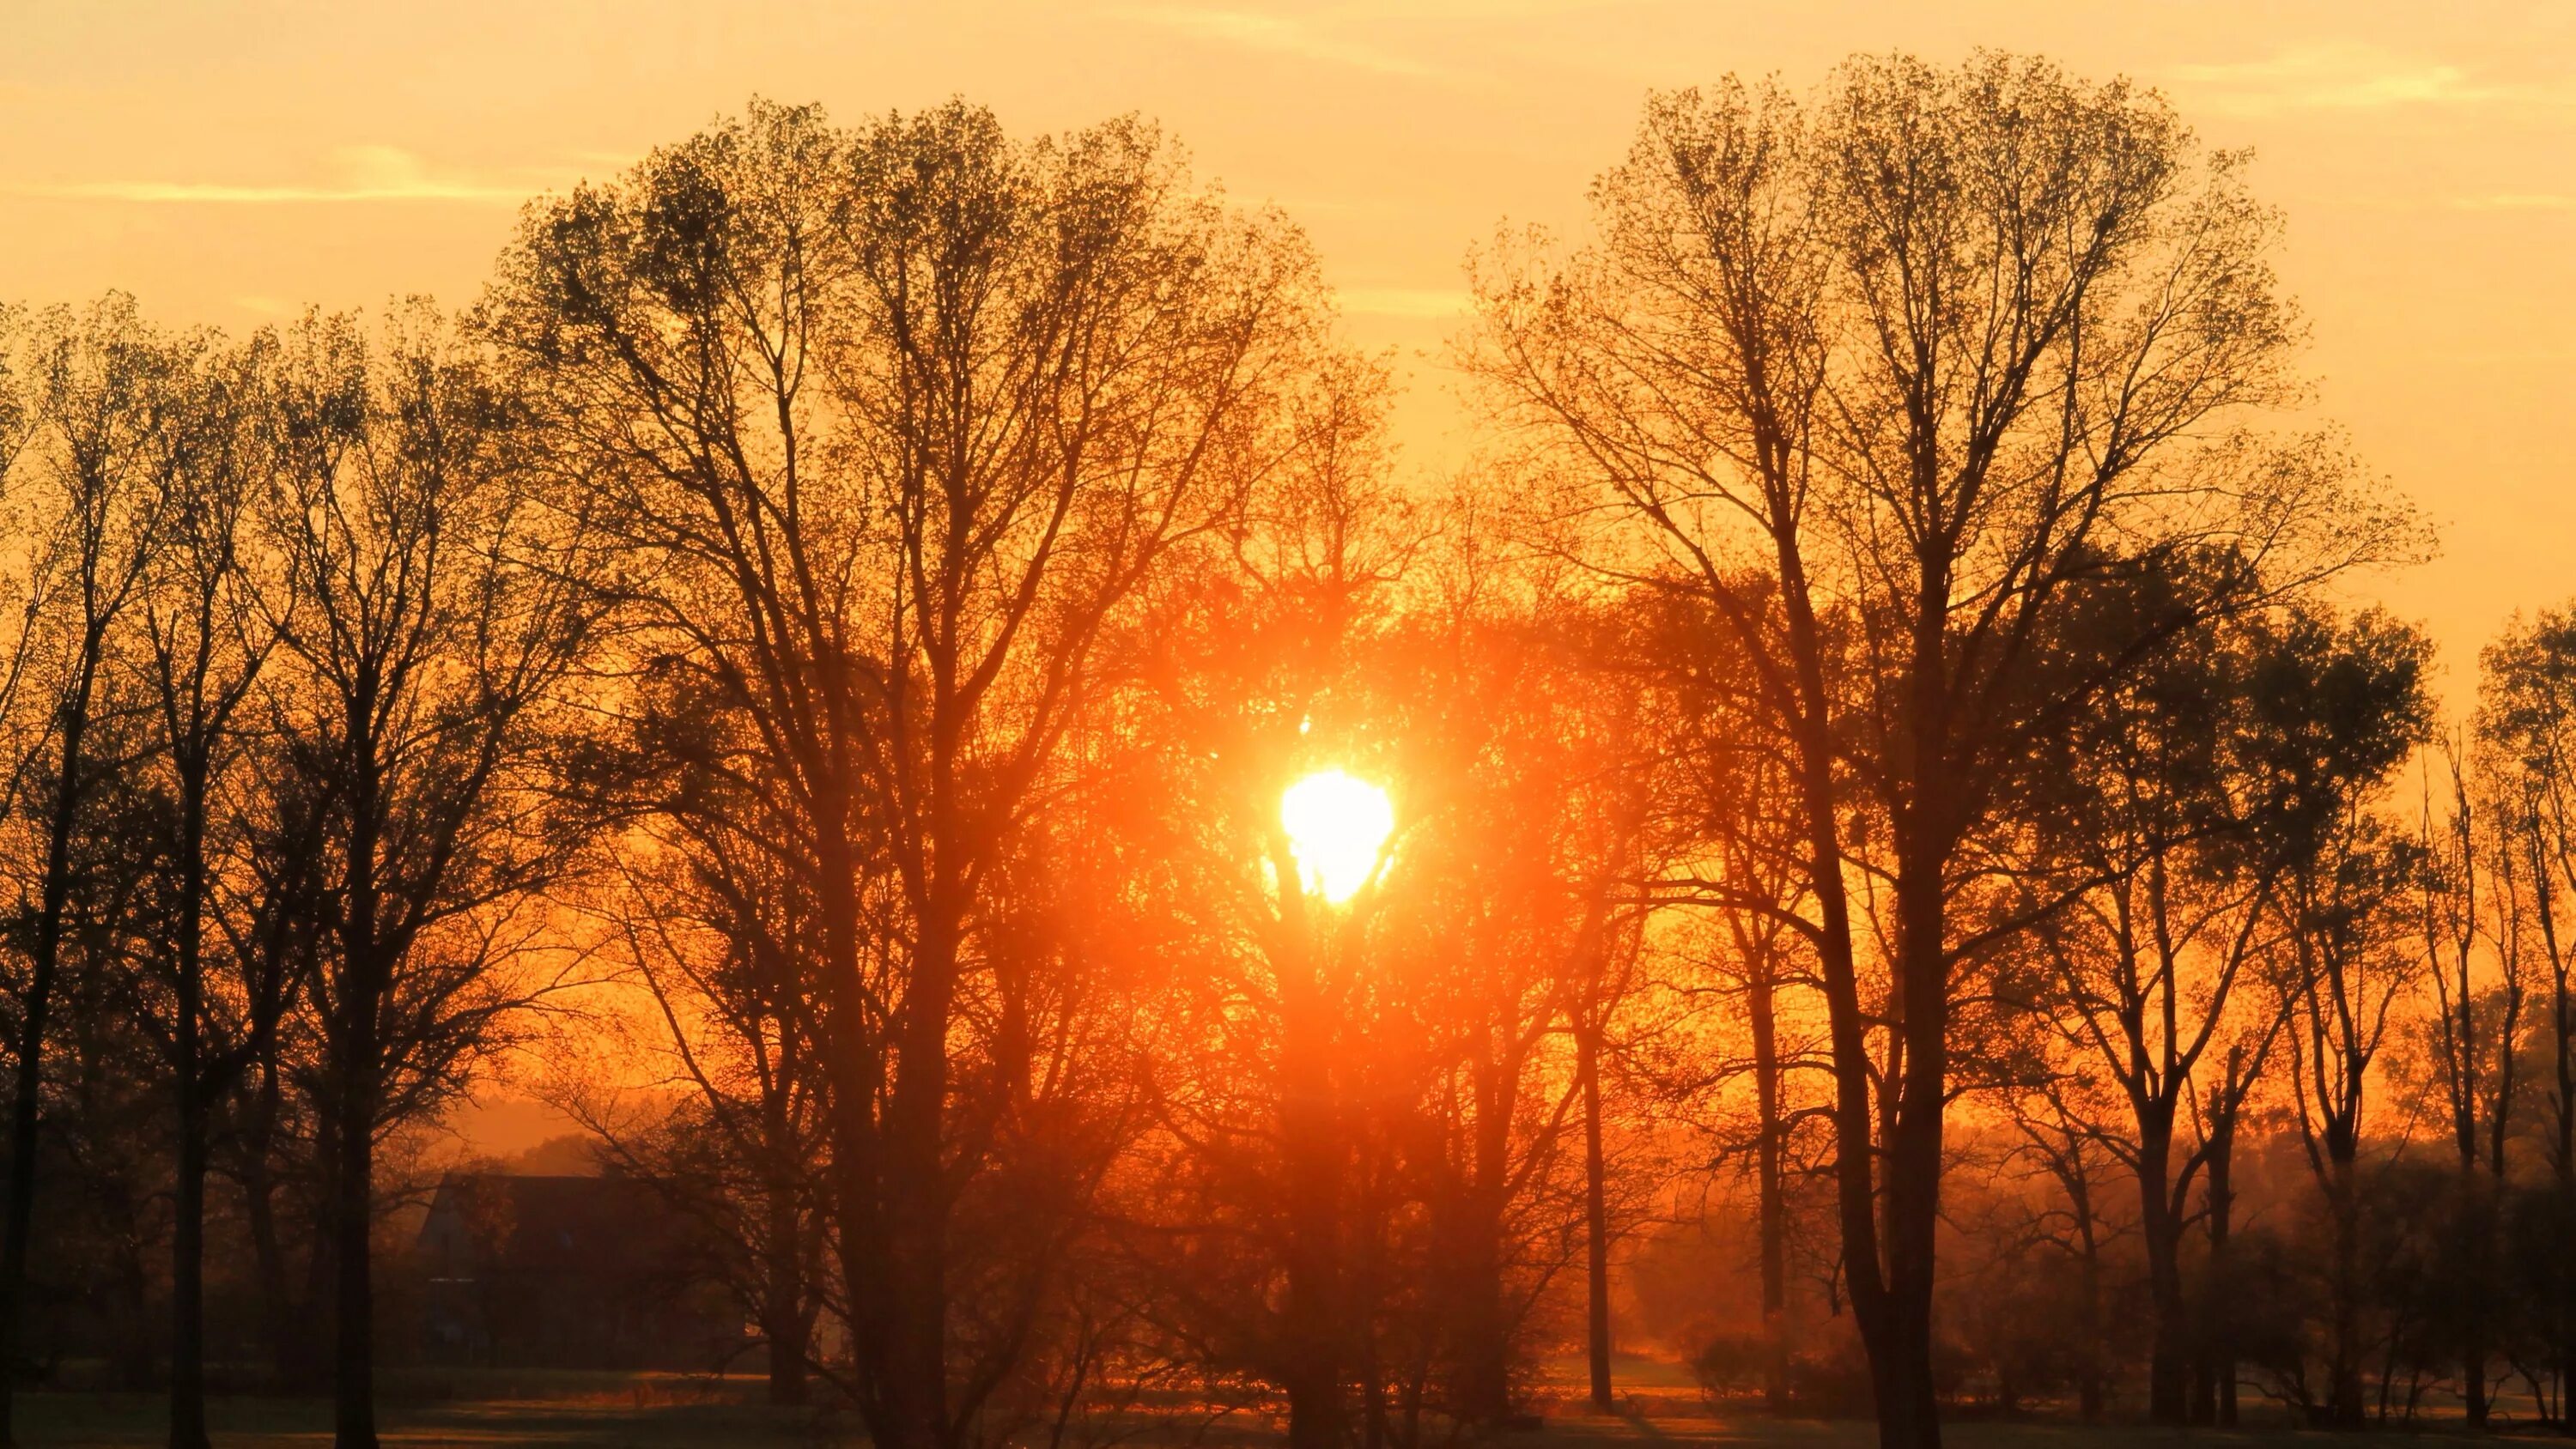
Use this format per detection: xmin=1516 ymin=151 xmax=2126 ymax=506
xmin=1279 ymin=906 xmax=1345 ymax=1449
xmin=1454 ymin=1079 xmax=1516 ymax=1427
xmin=2547 ymin=882 xmax=2576 ymax=1432
xmin=1747 ymin=955 xmax=1789 ymax=1415
xmin=2075 ymin=1225 xmax=2105 ymax=1424
xmin=2327 ymin=1145 xmax=2363 ymax=1429
xmin=2561 ymin=1169 xmax=2576 ymax=1434
xmin=2190 ymin=1113 xmax=2236 ymax=1426
xmin=0 ymin=710 xmax=90 ymax=1449
xmin=170 ymin=1069 xmax=210 ymax=1449
xmin=169 ymin=769 xmax=212 ymax=1449
xmin=878 ymin=896 xmax=959 ymax=1449
xmin=1863 ymin=846 xmax=1950 ymax=1449
xmin=2137 ymin=1115 xmax=2187 ymax=1424
xmin=2462 ymin=1167 xmax=2490 ymax=1428
xmin=763 ymin=1185 xmax=809 ymax=1407
xmin=1579 ymin=1011 xmax=1613 ymax=1415
xmin=333 ymin=737 xmax=384 ymax=1449
xmin=331 ymin=1061 xmax=380 ymax=1449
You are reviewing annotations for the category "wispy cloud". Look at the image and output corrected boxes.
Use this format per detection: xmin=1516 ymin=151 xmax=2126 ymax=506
xmin=2450 ymin=193 xmax=2576 ymax=212
xmin=2168 ymin=43 xmax=2513 ymax=115
xmin=1112 ymin=6 xmax=1442 ymax=78
xmin=9 ymin=145 xmax=554 ymax=205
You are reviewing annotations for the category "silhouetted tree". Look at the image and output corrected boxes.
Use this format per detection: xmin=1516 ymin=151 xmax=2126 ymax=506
xmin=259 ymin=308 xmax=603 ymax=1449
xmin=1467 ymin=54 xmax=2412 ymax=1449
xmin=2258 ymin=607 xmax=2431 ymax=1427
xmin=2014 ymin=577 xmax=2308 ymax=1424
xmin=2414 ymin=731 xmax=2524 ymax=1426
xmin=2479 ymin=604 xmax=2576 ymax=1416
xmin=0 ymin=296 xmax=169 ymax=1449
xmin=131 ymin=326 xmax=276 ymax=1449
xmin=490 ymin=99 xmax=1354 ymax=1449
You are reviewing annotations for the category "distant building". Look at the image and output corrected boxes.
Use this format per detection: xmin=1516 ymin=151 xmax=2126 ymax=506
xmin=416 ymin=1172 xmax=748 ymax=1370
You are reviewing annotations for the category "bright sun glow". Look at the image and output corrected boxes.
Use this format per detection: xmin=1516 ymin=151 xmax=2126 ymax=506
xmin=1280 ymin=770 xmax=1394 ymax=906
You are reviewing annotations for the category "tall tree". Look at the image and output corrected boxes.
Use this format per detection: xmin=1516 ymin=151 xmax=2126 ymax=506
xmin=132 ymin=328 xmax=276 ymax=1449
xmin=2477 ymin=605 xmax=2576 ymax=1414
xmin=2255 ymin=606 xmax=2430 ymax=1428
xmin=260 ymin=308 xmax=601 ymax=1449
xmin=490 ymin=100 xmax=1351 ymax=1449
xmin=2415 ymin=732 xmax=2524 ymax=1427
xmin=1467 ymin=56 xmax=2410 ymax=1448
xmin=0 ymin=296 xmax=168 ymax=1449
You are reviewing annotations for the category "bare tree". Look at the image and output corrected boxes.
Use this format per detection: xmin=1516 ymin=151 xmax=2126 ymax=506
xmin=2013 ymin=583 xmax=2306 ymax=1423
xmin=0 ymin=296 xmax=169 ymax=1449
xmin=130 ymin=327 xmax=278 ymax=1449
xmin=564 ymin=729 xmax=832 ymax=1406
xmin=2415 ymin=731 xmax=2524 ymax=1426
xmin=258 ymin=308 xmax=603 ymax=1449
xmin=2478 ymin=605 xmax=2576 ymax=1412
xmin=2251 ymin=607 xmax=2431 ymax=1427
xmin=1371 ymin=540 xmax=1655 ymax=1428
xmin=1631 ymin=589 xmax=1831 ymax=1417
xmin=2001 ymin=1076 xmax=2119 ymax=1422
xmin=490 ymin=100 xmax=1349 ymax=1449
xmin=1467 ymin=56 xmax=2411 ymax=1448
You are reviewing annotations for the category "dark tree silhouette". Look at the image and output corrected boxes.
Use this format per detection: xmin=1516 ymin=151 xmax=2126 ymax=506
xmin=258 ymin=308 xmax=604 ymax=1449
xmin=0 ymin=297 xmax=168 ymax=1449
xmin=2257 ymin=607 xmax=2431 ymax=1427
xmin=2477 ymin=606 xmax=2576 ymax=1414
xmin=489 ymin=100 xmax=1352 ymax=1449
xmin=1468 ymin=54 xmax=2413 ymax=1449
xmin=131 ymin=327 xmax=276 ymax=1449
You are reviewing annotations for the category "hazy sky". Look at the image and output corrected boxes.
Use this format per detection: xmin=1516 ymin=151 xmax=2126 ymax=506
xmin=6 ymin=0 xmax=2570 ymax=694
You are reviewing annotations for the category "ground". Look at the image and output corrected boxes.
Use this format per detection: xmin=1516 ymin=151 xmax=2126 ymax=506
xmin=4 ymin=1362 xmax=2518 ymax=1448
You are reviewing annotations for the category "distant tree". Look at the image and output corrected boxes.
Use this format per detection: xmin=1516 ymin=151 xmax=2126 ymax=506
xmin=2413 ymin=731 xmax=2524 ymax=1426
xmin=1370 ymin=534 xmax=1656 ymax=1428
xmin=1468 ymin=54 xmax=2414 ymax=1449
xmin=2012 ymin=577 xmax=2304 ymax=1424
xmin=2185 ymin=1022 xmax=2275 ymax=1423
xmin=564 ymin=709 xmax=831 ymax=1406
xmin=2478 ymin=604 xmax=2576 ymax=1416
xmin=1631 ymin=588 xmax=1832 ymax=1417
xmin=2255 ymin=607 xmax=2431 ymax=1427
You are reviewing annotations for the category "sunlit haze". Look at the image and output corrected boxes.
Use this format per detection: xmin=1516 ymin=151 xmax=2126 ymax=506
xmin=1281 ymin=770 xmax=1395 ymax=905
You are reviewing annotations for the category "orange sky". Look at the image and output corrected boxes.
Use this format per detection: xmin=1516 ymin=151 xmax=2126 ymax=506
xmin=6 ymin=0 xmax=2569 ymax=694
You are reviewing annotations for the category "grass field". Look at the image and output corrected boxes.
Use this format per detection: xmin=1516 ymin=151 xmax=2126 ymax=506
xmin=3 ymin=1362 xmax=2517 ymax=1448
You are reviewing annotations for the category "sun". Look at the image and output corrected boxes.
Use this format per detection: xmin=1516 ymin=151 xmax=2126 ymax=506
xmin=1279 ymin=770 xmax=1395 ymax=906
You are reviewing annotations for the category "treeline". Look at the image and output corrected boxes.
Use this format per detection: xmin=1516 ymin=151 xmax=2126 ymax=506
xmin=0 ymin=52 xmax=2567 ymax=1449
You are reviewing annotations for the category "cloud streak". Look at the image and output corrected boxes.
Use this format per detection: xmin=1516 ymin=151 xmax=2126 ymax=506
xmin=2450 ymin=193 xmax=2576 ymax=212
xmin=2167 ymin=43 xmax=2560 ymax=116
xmin=8 ymin=145 xmax=554 ymax=205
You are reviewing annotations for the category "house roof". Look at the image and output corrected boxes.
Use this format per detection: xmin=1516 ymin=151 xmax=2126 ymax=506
xmin=422 ymin=1173 xmax=702 ymax=1276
